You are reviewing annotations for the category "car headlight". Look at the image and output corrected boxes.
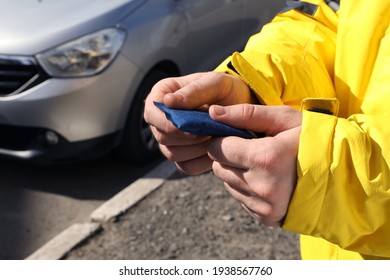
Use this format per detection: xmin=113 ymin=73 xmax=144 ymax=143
xmin=36 ymin=28 xmax=126 ymax=77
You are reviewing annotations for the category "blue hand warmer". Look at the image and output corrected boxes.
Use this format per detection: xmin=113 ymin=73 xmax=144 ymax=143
xmin=154 ymin=102 xmax=257 ymax=139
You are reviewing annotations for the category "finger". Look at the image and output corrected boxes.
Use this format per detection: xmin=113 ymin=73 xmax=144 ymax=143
xmin=212 ymin=161 xmax=251 ymax=195
xmin=225 ymin=183 xmax=279 ymax=226
xmin=151 ymin=126 xmax=208 ymax=146
xmin=144 ymin=75 xmax=197 ymax=132
xmin=223 ymin=182 xmax=273 ymax=220
xmin=163 ymin=72 xmax=232 ymax=109
xmin=209 ymin=104 xmax=302 ymax=136
xmin=240 ymin=203 xmax=264 ymax=224
xmin=208 ymin=136 xmax=272 ymax=169
xmin=144 ymin=94 xmax=181 ymax=134
xmin=163 ymin=72 xmax=252 ymax=109
xmin=176 ymin=155 xmax=213 ymax=175
xmin=213 ymin=161 xmax=275 ymax=207
xmin=212 ymin=160 xmax=255 ymax=199
xmin=159 ymin=139 xmax=211 ymax=162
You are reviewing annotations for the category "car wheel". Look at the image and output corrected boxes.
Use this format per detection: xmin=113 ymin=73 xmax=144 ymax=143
xmin=115 ymin=69 xmax=172 ymax=164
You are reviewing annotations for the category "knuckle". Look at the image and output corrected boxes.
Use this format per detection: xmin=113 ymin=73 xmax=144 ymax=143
xmin=260 ymin=204 xmax=274 ymax=220
xmin=164 ymin=152 xmax=177 ymax=162
xmin=260 ymin=187 xmax=277 ymax=204
xmin=158 ymin=145 xmax=175 ymax=161
xmin=176 ymin=161 xmax=201 ymax=176
xmin=152 ymin=127 xmax=180 ymax=145
xmin=254 ymin=146 xmax=279 ymax=172
xmin=152 ymin=131 xmax=166 ymax=144
xmin=240 ymin=103 xmax=256 ymax=121
xmin=212 ymin=72 xmax=233 ymax=98
xmin=209 ymin=71 xmax=225 ymax=82
xmin=143 ymin=110 xmax=150 ymax=123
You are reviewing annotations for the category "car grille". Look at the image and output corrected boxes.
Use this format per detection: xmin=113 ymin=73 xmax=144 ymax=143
xmin=0 ymin=55 xmax=49 ymax=97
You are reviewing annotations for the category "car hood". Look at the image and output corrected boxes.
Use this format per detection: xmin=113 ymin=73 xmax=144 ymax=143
xmin=0 ymin=0 xmax=145 ymax=55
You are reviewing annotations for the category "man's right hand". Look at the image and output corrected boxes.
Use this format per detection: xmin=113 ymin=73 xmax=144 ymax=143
xmin=144 ymin=71 xmax=255 ymax=175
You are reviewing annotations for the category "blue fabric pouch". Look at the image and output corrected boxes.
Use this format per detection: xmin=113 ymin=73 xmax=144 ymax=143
xmin=154 ymin=101 xmax=257 ymax=139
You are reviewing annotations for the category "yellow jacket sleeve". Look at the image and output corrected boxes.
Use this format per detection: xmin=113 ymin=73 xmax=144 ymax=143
xmin=215 ymin=0 xmax=338 ymax=109
xmin=283 ymin=0 xmax=390 ymax=259
xmin=216 ymin=0 xmax=390 ymax=259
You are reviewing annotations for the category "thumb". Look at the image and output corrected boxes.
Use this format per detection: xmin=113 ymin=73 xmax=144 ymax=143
xmin=162 ymin=72 xmax=252 ymax=110
xmin=209 ymin=104 xmax=302 ymax=136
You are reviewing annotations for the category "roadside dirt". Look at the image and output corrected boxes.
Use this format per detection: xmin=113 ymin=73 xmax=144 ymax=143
xmin=64 ymin=170 xmax=301 ymax=260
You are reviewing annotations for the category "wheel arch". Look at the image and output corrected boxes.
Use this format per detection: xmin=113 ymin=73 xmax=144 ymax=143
xmin=113 ymin=59 xmax=181 ymax=163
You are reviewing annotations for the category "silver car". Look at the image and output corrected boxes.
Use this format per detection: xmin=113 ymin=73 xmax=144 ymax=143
xmin=0 ymin=0 xmax=283 ymax=164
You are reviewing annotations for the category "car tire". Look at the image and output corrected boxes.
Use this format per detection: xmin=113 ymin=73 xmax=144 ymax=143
xmin=115 ymin=69 xmax=172 ymax=164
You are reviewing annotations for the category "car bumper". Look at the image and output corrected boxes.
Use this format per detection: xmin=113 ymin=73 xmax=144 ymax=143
xmin=0 ymin=54 xmax=142 ymax=163
xmin=0 ymin=123 xmax=121 ymax=163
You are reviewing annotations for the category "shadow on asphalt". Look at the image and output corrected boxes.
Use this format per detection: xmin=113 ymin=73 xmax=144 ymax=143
xmin=0 ymin=155 xmax=163 ymax=259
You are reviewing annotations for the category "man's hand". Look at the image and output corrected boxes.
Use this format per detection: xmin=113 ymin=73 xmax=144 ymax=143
xmin=144 ymin=71 xmax=255 ymax=174
xmin=208 ymin=104 xmax=302 ymax=226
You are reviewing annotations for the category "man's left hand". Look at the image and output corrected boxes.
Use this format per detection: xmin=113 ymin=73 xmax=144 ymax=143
xmin=208 ymin=104 xmax=302 ymax=226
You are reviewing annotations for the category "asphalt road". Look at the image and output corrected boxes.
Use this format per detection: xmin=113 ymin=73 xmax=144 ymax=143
xmin=0 ymin=155 xmax=161 ymax=260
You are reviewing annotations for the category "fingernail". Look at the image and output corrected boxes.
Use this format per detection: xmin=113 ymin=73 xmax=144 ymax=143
xmin=167 ymin=93 xmax=183 ymax=103
xmin=211 ymin=105 xmax=226 ymax=116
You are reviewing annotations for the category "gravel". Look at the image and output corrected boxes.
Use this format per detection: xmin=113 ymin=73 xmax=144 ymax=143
xmin=64 ymin=171 xmax=301 ymax=260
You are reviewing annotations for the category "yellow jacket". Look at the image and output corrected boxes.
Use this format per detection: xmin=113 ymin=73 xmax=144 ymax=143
xmin=215 ymin=0 xmax=390 ymax=260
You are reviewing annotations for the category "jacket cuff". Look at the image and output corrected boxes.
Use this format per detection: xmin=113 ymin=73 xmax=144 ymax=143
xmin=282 ymin=109 xmax=337 ymax=235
